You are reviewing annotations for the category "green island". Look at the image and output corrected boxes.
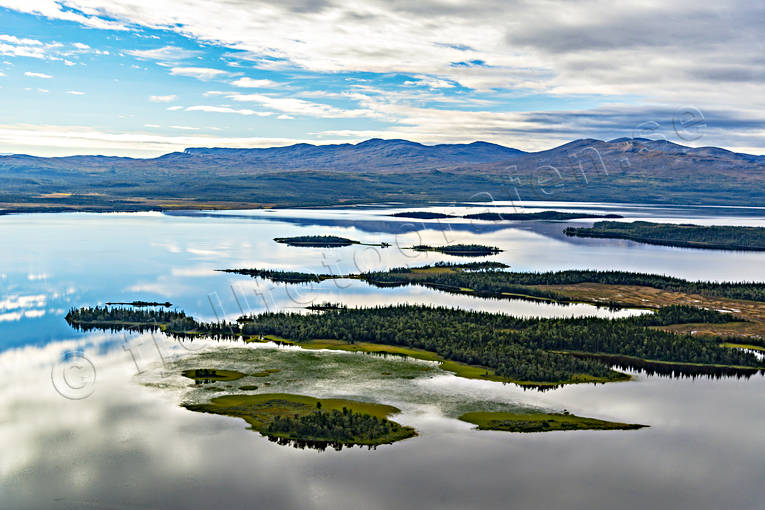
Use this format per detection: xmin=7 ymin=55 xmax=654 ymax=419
xmin=464 ymin=211 xmax=623 ymax=221
xmin=65 ymin=303 xmax=764 ymax=387
xmin=565 ymin=221 xmax=765 ymax=251
xmin=182 ymin=368 xmax=246 ymax=383
xmin=409 ymin=244 xmax=502 ymax=257
xmin=183 ymin=393 xmax=416 ymax=450
xmin=458 ymin=411 xmax=646 ymax=433
xmin=273 ymin=235 xmax=390 ymax=248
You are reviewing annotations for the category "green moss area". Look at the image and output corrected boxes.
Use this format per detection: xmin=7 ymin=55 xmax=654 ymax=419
xmin=459 ymin=411 xmax=647 ymax=433
xmin=252 ymin=368 xmax=281 ymax=377
xmin=184 ymin=393 xmax=416 ymax=449
xmin=269 ymin=338 xmax=626 ymax=388
xmin=182 ymin=369 xmax=246 ymax=382
xmin=722 ymin=342 xmax=765 ymax=352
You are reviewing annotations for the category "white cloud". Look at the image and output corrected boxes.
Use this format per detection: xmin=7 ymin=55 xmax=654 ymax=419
xmin=144 ymin=123 xmax=161 ymax=128
xmin=126 ymin=45 xmax=200 ymax=61
xmin=24 ymin=71 xmax=52 ymax=78
xmin=230 ymin=77 xmax=277 ymax=88
xmin=149 ymin=94 xmax=177 ymax=102
xmin=0 ymin=72 xmax=4 ymax=77
xmin=72 ymin=42 xmax=90 ymax=50
xmin=166 ymin=105 xmax=183 ymax=111
xmin=169 ymin=66 xmax=227 ymax=80
xmin=404 ymin=75 xmax=455 ymax=89
xmin=0 ymin=123 xmax=355 ymax=157
xmin=0 ymin=1 xmax=129 ymax=31
xmin=0 ymin=35 xmax=42 ymax=46
xmin=185 ymin=105 xmax=273 ymax=116
xmin=227 ymin=92 xmax=378 ymax=119
xmin=169 ymin=125 xmax=200 ymax=130
xmin=66 ymin=90 xmax=85 ymax=95
xmin=36 ymin=88 xmax=48 ymax=93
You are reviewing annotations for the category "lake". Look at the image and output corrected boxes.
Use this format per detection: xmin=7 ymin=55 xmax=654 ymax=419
xmin=2 ymin=201 xmax=764 ymax=510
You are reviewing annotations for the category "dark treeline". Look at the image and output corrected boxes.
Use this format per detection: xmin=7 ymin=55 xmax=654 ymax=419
xmin=361 ymin=266 xmax=765 ymax=303
xmin=104 ymin=300 xmax=172 ymax=307
xmin=218 ymin=268 xmax=330 ymax=283
xmin=274 ymin=235 xmax=358 ymax=247
xmin=238 ymin=305 xmax=763 ymax=380
xmin=389 ymin=210 xmax=623 ymax=221
xmin=626 ymin=305 xmax=743 ymax=326
xmin=410 ymin=244 xmax=502 ymax=256
xmin=464 ymin=211 xmax=622 ymax=221
xmin=222 ymin=262 xmax=765 ymax=303
xmin=390 ymin=211 xmax=453 ymax=219
xmin=266 ymin=407 xmax=411 ymax=444
xmin=565 ymin=221 xmax=765 ymax=251
xmin=66 ymin=304 xmax=763 ymax=385
xmin=65 ymin=306 xmax=239 ymax=339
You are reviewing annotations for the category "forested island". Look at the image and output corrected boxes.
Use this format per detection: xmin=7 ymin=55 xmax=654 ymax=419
xmin=565 ymin=221 xmax=765 ymax=251
xmin=409 ymin=244 xmax=502 ymax=256
xmin=390 ymin=211 xmax=453 ymax=219
xmin=273 ymin=235 xmax=390 ymax=248
xmin=183 ymin=393 xmax=416 ymax=450
xmin=65 ymin=304 xmax=764 ymax=387
xmin=105 ymin=300 xmax=172 ymax=307
xmin=390 ymin=210 xmax=623 ymax=221
xmin=464 ymin=211 xmax=623 ymax=221
xmin=274 ymin=235 xmax=358 ymax=247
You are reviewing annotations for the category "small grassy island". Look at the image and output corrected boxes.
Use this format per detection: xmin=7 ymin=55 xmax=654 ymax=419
xmin=183 ymin=393 xmax=416 ymax=450
xmin=274 ymin=235 xmax=391 ymax=248
xmin=409 ymin=244 xmax=502 ymax=257
xmin=459 ymin=411 xmax=646 ymax=433
xmin=464 ymin=211 xmax=623 ymax=221
xmin=565 ymin=221 xmax=765 ymax=251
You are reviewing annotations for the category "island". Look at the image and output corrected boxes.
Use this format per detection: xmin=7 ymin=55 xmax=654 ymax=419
xmin=391 ymin=211 xmax=624 ymax=221
xmin=105 ymin=300 xmax=172 ymax=307
xmin=464 ymin=211 xmax=623 ymax=221
xmin=564 ymin=221 xmax=765 ymax=251
xmin=409 ymin=244 xmax=502 ymax=257
xmin=459 ymin=411 xmax=646 ymax=433
xmin=182 ymin=368 xmax=246 ymax=383
xmin=390 ymin=211 xmax=454 ymax=219
xmin=183 ymin=393 xmax=416 ymax=450
xmin=273 ymin=235 xmax=390 ymax=248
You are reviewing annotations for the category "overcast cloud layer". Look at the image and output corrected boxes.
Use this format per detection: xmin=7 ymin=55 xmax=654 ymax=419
xmin=0 ymin=0 xmax=763 ymax=156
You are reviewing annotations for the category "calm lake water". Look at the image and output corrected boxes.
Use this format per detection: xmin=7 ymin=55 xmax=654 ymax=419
xmin=2 ymin=202 xmax=764 ymax=510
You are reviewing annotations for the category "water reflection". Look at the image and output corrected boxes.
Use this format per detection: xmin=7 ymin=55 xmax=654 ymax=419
xmin=2 ymin=203 xmax=765 ymax=509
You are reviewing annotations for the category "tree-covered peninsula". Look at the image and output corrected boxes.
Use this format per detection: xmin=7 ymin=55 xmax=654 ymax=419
xmin=66 ymin=304 xmax=764 ymax=387
xmin=565 ymin=221 xmax=765 ymax=251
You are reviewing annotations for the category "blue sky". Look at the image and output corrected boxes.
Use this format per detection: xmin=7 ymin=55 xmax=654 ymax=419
xmin=0 ymin=1 xmax=763 ymax=157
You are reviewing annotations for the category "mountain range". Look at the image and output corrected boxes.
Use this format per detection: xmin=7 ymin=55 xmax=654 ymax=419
xmin=1 ymin=138 xmax=763 ymax=212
